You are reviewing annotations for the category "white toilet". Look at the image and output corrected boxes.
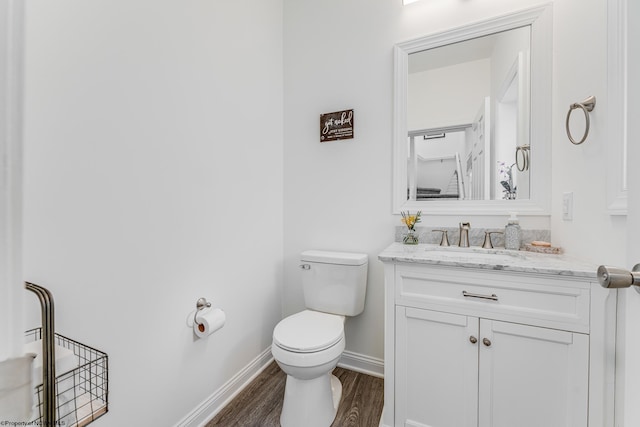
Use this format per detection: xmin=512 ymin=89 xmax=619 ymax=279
xmin=272 ymin=250 xmax=368 ymax=427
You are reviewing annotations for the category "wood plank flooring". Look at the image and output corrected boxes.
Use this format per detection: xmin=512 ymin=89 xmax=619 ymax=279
xmin=206 ymin=361 xmax=384 ymax=427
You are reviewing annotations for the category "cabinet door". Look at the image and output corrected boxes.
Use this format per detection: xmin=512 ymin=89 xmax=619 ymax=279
xmin=396 ymin=307 xmax=478 ymax=427
xmin=478 ymin=320 xmax=589 ymax=427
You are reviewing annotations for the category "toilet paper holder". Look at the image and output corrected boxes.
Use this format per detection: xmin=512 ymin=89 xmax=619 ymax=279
xmin=193 ymin=297 xmax=212 ymax=327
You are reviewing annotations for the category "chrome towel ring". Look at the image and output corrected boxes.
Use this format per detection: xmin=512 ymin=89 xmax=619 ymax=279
xmin=515 ymin=145 xmax=530 ymax=172
xmin=565 ymin=95 xmax=596 ymax=145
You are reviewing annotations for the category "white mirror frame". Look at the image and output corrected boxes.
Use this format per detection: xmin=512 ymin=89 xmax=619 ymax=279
xmin=393 ymin=4 xmax=552 ymax=215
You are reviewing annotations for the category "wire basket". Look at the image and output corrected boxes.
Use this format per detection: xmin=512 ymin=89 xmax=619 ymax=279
xmin=24 ymin=328 xmax=109 ymax=427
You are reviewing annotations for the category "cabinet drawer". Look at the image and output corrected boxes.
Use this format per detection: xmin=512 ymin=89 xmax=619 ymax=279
xmin=395 ymin=265 xmax=590 ymax=333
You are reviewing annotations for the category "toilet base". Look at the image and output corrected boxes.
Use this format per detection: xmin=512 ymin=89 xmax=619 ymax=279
xmin=280 ymin=373 xmax=342 ymax=427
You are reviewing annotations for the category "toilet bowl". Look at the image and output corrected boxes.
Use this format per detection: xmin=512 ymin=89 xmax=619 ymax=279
xmin=272 ymin=310 xmax=346 ymax=427
xmin=272 ymin=250 xmax=368 ymax=427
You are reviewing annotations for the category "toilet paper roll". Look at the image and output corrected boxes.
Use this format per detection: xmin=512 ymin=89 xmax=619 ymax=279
xmin=194 ymin=307 xmax=226 ymax=338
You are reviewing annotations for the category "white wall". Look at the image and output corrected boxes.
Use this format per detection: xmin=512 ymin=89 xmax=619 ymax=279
xmin=22 ymin=1 xmax=283 ymax=425
xmin=283 ymin=0 xmax=626 ymax=370
xmin=17 ymin=0 xmax=635 ymax=424
xmin=0 ymin=0 xmax=24 ymax=361
xmin=415 ymin=131 xmax=466 ymax=159
xmin=283 ymin=0 xmax=398 ymax=363
xmin=548 ymin=0 xmax=625 ymax=265
xmin=408 ymin=59 xmax=490 ymax=131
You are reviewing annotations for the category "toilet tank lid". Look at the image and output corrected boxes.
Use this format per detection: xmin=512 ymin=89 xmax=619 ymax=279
xmin=301 ymin=250 xmax=368 ymax=266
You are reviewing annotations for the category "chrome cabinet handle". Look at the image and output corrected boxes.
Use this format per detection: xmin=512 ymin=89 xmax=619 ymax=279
xmin=462 ymin=290 xmax=498 ymax=301
xmin=483 ymin=338 xmax=492 ymax=347
xmin=469 ymin=336 xmax=478 ymax=344
xmin=300 ymin=264 xmax=311 ymax=270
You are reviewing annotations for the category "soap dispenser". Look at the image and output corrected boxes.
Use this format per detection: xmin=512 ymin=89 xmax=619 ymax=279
xmin=504 ymin=212 xmax=521 ymax=250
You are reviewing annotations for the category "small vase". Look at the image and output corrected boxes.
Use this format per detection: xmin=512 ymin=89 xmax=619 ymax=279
xmin=403 ymin=229 xmax=419 ymax=245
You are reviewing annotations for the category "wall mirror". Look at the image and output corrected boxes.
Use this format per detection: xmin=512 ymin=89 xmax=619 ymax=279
xmin=393 ymin=5 xmax=552 ymax=215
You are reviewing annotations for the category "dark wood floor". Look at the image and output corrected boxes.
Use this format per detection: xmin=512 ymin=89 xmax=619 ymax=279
xmin=206 ymin=361 xmax=384 ymax=427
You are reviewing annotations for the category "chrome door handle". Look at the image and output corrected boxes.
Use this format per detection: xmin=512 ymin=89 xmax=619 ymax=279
xmin=469 ymin=336 xmax=478 ymax=344
xmin=597 ymin=264 xmax=640 ymax=294
xmin=462 ymin=290 xmax=498 ymax=301
xmin=483 ymin=338 xmax=492 ymax=347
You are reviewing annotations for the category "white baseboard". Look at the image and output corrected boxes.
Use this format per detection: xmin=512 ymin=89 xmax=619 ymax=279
xmin=175 ymin=348 xmax=384 ymax=427
xmin=379 ymin=407 xmax=391 ymax=427
xmin=338 ymin=350 xmax=384 ymax=378
xmin=174 ymin=347 xmax=274 ymax=427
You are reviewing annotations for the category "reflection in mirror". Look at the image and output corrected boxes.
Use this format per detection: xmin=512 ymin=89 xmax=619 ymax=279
xmin=393 ymin=5 xmax=552 ymax=215
xmin=407 ymin=26 xmax=530 ymax=201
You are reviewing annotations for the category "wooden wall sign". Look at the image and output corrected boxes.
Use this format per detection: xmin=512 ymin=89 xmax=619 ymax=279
xmin=320 ymin=109 xmax=354 ymax=142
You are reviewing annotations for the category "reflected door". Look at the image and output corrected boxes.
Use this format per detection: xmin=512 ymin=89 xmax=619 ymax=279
xmin=466 ymin=97 xmax=491 ymax=200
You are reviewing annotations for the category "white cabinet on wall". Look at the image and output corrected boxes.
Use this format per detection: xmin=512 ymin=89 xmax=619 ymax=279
xmin=379 ymin=244 xmax=617 ymax=427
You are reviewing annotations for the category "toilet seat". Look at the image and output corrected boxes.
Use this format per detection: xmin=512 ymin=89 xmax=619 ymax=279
xmin=272 ymin=335 xmax=345 ymax=369
xmin=273 ymin=310 xmax=345 ymax=353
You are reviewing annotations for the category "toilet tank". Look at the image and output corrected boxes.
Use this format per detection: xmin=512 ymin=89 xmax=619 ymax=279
xmin=300 ymin=250 xmax=368 ymax=316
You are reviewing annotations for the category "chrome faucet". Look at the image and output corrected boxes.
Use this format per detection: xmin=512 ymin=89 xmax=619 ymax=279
xmin=482 ymin=231 xmax=503 ymax=249
xmin=458 ymin=222 xmax=470 ymax=247
xmin=432 ymin=229 xmax=450 ymax=247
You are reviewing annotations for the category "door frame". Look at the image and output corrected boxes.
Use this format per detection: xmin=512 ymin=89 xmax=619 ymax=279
xmin=618 ymin=0 xmax=640 ymax=424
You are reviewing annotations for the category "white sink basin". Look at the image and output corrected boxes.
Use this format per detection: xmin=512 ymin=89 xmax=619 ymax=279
xmin=421 ymin=245 xmax=525 ymax=265
xmin=423 ymin=249 xmax=520 ymax=265
xmin=379 ymin=242 xmax=599 ymax=278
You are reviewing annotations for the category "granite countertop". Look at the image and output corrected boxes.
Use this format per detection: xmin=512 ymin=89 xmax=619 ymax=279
xmin=378 ymin=242 xmax=600 ymax=278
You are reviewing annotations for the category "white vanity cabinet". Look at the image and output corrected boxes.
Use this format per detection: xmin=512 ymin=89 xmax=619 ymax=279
xmin=396 ymin=307 xmax=589 ymax=427
xmin=379 ymin=244 xmax=616 ymax=427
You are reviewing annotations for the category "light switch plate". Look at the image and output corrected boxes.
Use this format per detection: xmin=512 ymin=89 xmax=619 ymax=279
xmin=562 ymin=192 xmax=573 ymax=221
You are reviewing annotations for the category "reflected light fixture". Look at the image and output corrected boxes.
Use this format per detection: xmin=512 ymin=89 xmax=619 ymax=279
xmin=403 ymin=0 xmax=423 ymax=4
xmin=424 ymin=133 xmax=446 ymax=140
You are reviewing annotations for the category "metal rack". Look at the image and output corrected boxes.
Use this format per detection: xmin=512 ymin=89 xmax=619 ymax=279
xmin=25 ymin=282 xmax=108 ymax=426
xmin=25 ymin=282 xmax=56 ymax=425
